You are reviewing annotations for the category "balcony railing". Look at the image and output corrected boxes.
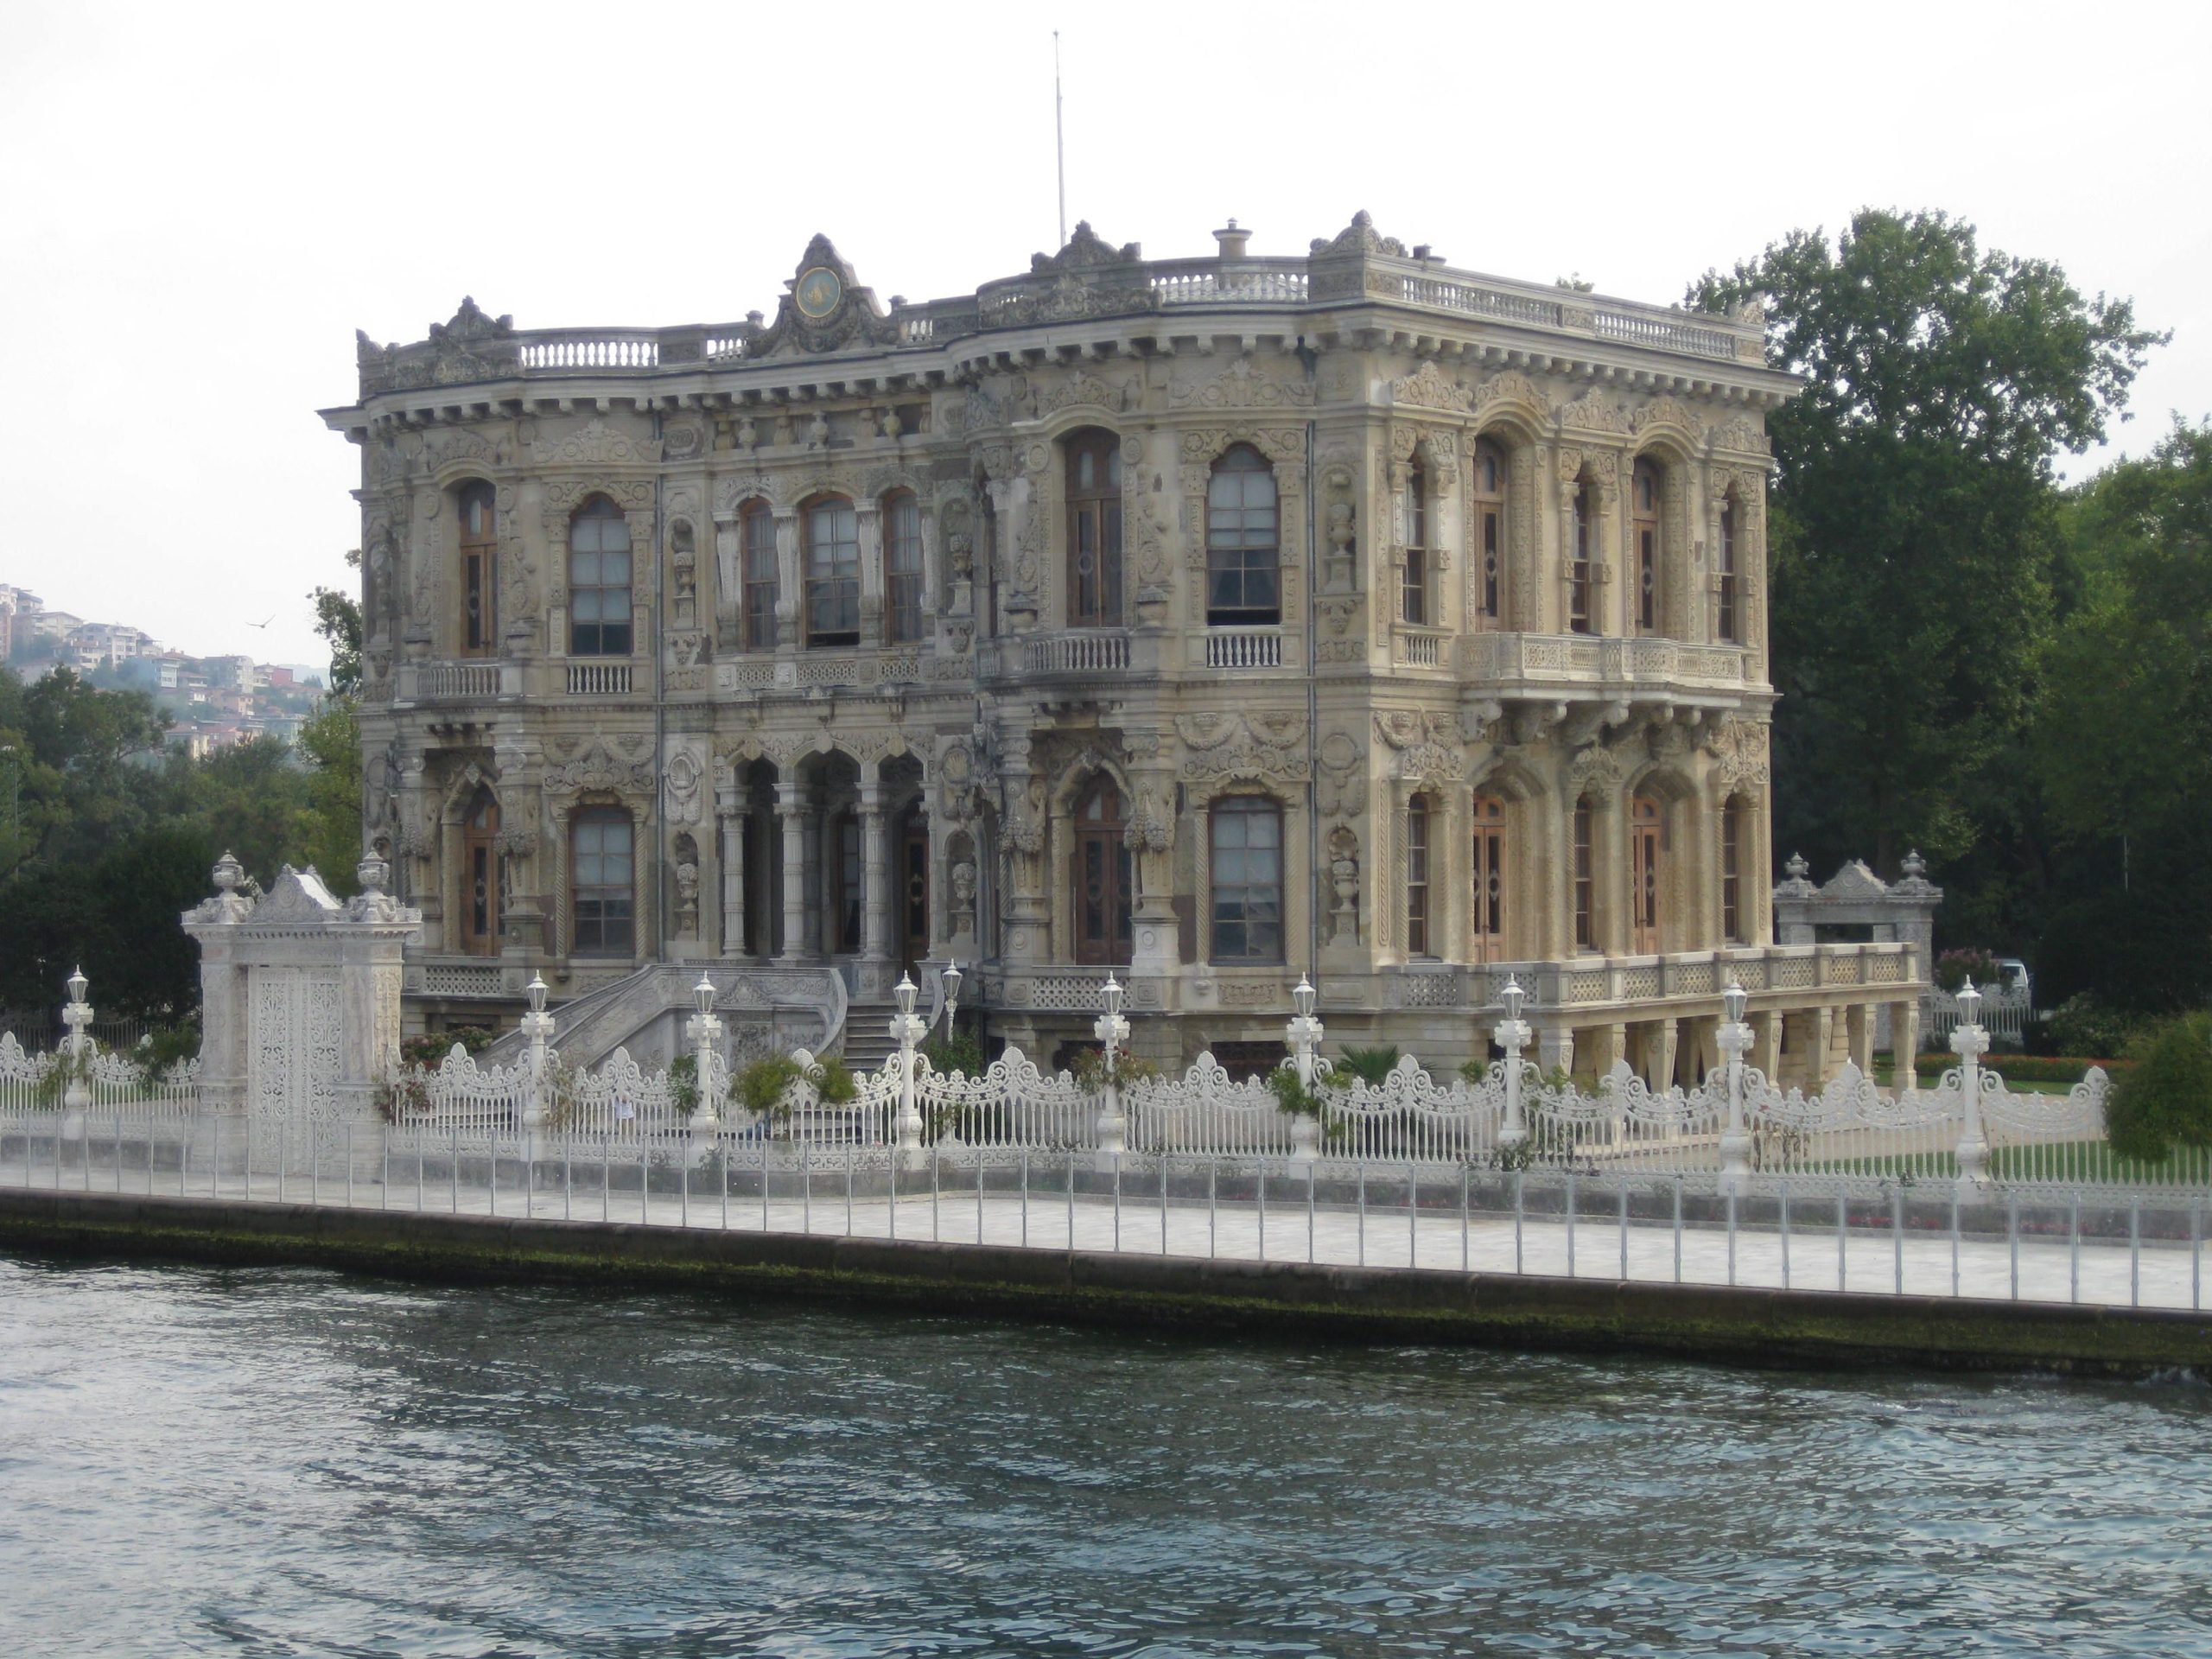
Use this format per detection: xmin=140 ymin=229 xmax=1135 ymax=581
xmin=1392 ymin=626 xmax=1449 ymax=669
xmin=1025 ymin=630 xmax=1131 ymax=674
xmin=412 ymin=661 xmax=503 ymax=701
xmin=1202 ymin=628 xmax=1285 ymax=670
xmin=1459 ymin=632 xmax=1752 ymax=689
xmin=566 ymin=661 xmax=634 ymax=696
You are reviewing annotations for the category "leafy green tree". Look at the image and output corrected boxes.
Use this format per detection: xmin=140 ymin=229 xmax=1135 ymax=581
xmin=2107 ymin=1011 xmax=2212 ymax=1163
xmin=312 ymin=552 xmax=364 ymax=696
xmin=2033 ymin=418 xmax=2212 ymax=1008
xmin=1691 ymin=212 xmax=2163 ymax=944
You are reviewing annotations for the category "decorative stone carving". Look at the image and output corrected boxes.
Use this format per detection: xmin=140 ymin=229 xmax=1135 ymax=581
xmin=1039 ymin=372 xmax=1135 ymax=416
xmin=1555 ymin=392 xmax=1630 ymax=435
xmin=1569 ymin=742 xmax=1626 ymax=798
xmin=1315 ymin=731 xmax=1367 ymax=819
xmin=1703 ymin=716 xmax=1771 ymax=795
xmin=1325 ymin=826 xmax=1361 ymax=945
xmin=747 ymin=234 xmax=900 ymax=358
xmin=1169 ymin=358 xmax=1316 ymax=410
xmin=530 ymin=417 xmax=664 ymax=467
xmin=1310 ymin=210 xmax=1408 ymax=258
xmin=543 ymin=738 xmax=655 ymax=804
xmin=1373 ymin=710 xmax=1465 ymax=784
xmin=1389 ymin=361 xmax=1472 ymax=411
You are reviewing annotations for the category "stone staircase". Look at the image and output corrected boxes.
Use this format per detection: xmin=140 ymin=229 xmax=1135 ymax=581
xmin=839 ymin=1001 xmax=899 ymax=1074
xmin=476 ymin=963 xmax=847 ymax=1071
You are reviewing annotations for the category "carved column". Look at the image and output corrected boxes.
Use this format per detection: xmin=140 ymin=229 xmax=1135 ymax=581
xmin=776 ymin=790 xmax=809 ymax=964
xmin=1891 ymin=999 xmax=1921 ymax=1078
xmin=998 ymin=733 xmax=1048 ymax=964
xmin=859 ymin=777 xmax=891 ymax=994
xmin=1647 ymin=1018 xmax=1679 ymax=1090
xmin=1806 ymin=1007 xmax=1834 ymax=1089
xmin=1847 ymin=1001 xmax=1874 ymax=1075
xmin=856 ymin=503 xmax=884 ymax=642
xmin=773 ymin=508 xmax=801 ymax=648
xmin=1751 ymin=1007 xmax=1782 ymax=1080
xmin=1129 ymin=769 xmax=1178 ymax=978
xmin=717 ymin=782 xmax=747 ymax=959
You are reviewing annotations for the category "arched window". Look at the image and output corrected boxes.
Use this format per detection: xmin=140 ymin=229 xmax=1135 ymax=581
xmin=1471 ymin=439 xmax=1505 ymax=626
xmin=1402 ymin=461 xmax=1429 ymax=626
xmin=1205 ymin=445 xmax=1279 ymax=626
xmin=571 ymin=807 xmax=634 ymax=957
xmin=1071 ymin=777 xmax=1132 ymax=966
xmin=1717 ymin=497 xmax=1740 ymax=645
xmin=568 ymin=497 xmax=632 ymax=658
xmin=741 ymin=500 xmax=778 ymax=651
xmin=459 ymin=480 xmax=497 ymax=656
xmin=1573 ymin=800 xmax=1595 ymax=950
xmin=883 ymin=491 xmax=925 ymax=644
xmin=1721 ymin=796 xmax=1747 ymax=944
xmin=1632 ymin=460 xmax=1662 ymax=635
xmin=1210 ymin=796 xmax=1282 ymax=963
xmin=804 ymin=496 xmax=859 ymax=646
xmin=1630 ymin=795 xmax=1662 ymax=954
xmin=1406 ymin=797 xmax=1433 ymax=957
xmin=1065 ymin=430 xmax=1123 ymax=627
xmin=1569 ymin=481 xmax=1594 ymax=635
xmin=1471 ymin=794 xmax=1505 ymax=962
xmin=460 ymin=786 xmax=499 ymax=957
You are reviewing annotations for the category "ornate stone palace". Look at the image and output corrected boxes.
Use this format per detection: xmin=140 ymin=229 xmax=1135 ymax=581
xmin=321 ymin=213 xmax=1922 ymax=1084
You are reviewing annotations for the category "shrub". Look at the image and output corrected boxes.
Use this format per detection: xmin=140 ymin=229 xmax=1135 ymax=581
xmin=815 ymin=1054 xmax=858 ymax=1104
xmin=2107 ymin=1012 xmax=2212 ymax=1163
xmin=1935 ymin=948 xmax=1999 ymax=993
xmin=2045 ymin=993 xmax=2141 ymax=1060
xmin=1068 ymin=1046 xmax=1160 ymax=1090
xmin=921 ymin=1031 xmax=985 ymax=1077
xmin=1337 ymin=1044 xmax=1402 ymax=1085
xmin=1268 ymin=1062 xmax=1329 ymax=1119
xmin=133 ymin=1014 xmax=202 ymax=1082
xmin=1912 ymin=1052 xmax=2133 ymax=1084
xmin=734 ymin=1055 xmax=802 ymax=1118
xmin=668 ymin=1052 xmax=699 ymax=1114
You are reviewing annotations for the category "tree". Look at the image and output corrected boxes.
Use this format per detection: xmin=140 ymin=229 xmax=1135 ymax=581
xmin=312 ymin=550 xmax=364 ymax=696
xmin=2033 ymin=418 xmax=2212 ymax=1009
xmin=302 ymin=582 xmax=364 ymax=894
xmin=1690 ymin=212 xmax=2163 ymax=950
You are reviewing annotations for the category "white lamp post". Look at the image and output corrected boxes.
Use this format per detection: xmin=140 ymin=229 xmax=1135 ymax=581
xmin=1283 ymin=976 xmax=1325 ymax=1165
xmin=1093 ymin=974 xmax=1130 ymax=1161
xmin=520 ymin=974 xmax=556 ymax=1141
xmin=1716 ymin=979 xmax=1754 ymax=1191
xmin=60 ymin=966 xmax=92 ymax=1120
xmin=1952 ymin=976 xmax=1990 ymax=1191
xmin=889 ymin=972 xmax=928 ymax=1160
xmin=1495 ymin=976 xmax=1532 ymax=1150
xmin=685 ymin=974 xmax=722 ymax=1140
xmin=939 ymin=958 xmax=963 ymax=1042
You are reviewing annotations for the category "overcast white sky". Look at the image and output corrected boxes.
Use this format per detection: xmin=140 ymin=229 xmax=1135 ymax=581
xmin=3 ymin=0 xmax=2205 ymax=674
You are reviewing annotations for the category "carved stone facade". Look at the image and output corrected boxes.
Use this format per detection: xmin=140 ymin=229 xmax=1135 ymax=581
xmin=325 ymin=215 xmax=1913 ymax=1083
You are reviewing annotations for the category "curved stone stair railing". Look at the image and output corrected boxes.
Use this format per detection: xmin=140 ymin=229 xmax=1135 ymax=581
xmin=478 ymin=963 xmax=846 ymax=1071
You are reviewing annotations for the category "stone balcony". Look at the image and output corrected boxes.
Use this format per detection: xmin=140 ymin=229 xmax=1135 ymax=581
xmin=1457 ymin=632 xmax=1758 ymax=698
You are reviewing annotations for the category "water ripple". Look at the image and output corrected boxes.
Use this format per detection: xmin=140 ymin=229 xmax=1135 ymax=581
xmin=2 ymin=1257 xmax=2209 ymax=1657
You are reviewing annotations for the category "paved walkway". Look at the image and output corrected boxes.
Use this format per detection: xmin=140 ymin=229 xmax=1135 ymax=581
xmin=13 ymin=1161 xmax=2205 ymax=1314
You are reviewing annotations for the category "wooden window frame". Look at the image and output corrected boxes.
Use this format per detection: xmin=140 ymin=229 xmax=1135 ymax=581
xmin=1722 ymin=798 xmax=1745 ymax=944
xmin=567 ymin=497 xmax=633 ymax=658
xmin=1406 ymin=797 xmax=1432 ymax=957
xmin=741 ymin=501 xmax=778 ymax=651
xmin=1718 ymin=499 xmax=1739 ymax=645
xmin=1573 ymin=801 xmax=1595 ymax=951
xmin=883 ymin=491 xmax=925 ymax=645
xmin=1071 ymin=777 xmax=1133 ymax=966
xmin=459 ymin=480 xmax=498 ymax=658
xmin=1065 ymin=430 xmax=1124 ymax=628
xmin=1632 ymin=460 xmax=1662 ymax=636
xmin=1209 ymin=795 xmax=1284 ymax=964
xmin=1472 ymin=440 xmax=1505 ymax=626
xmin=570 ymin=806 xmax=635 ymax=958
xmin=1569 ymin=482 xmax=1594 ymax=635
xmin=803 ymin=497 xmax=860 ymax=647
xmin=1471 ymin=794 xmax=1505 ymax=963
xmin=1402 ymin=462 xmax=1428 ymax=626
xmin=1630 ymin=795 xmax=1662 ymax=955
xmin=1205 ymin=445 xmax=1281 ymax=626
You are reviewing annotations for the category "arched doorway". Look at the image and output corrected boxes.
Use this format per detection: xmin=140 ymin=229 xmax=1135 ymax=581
xmin=1071 ymin=776 xmax=1132 ymax=966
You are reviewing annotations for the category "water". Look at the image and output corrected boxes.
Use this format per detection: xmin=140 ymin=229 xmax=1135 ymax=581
xmin=2 ymin=1259 xmax=2209 ymax=1658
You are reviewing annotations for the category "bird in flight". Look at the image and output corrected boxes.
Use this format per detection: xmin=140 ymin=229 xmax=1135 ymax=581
xmin=247 ymin=614 xmax=275 ymax=629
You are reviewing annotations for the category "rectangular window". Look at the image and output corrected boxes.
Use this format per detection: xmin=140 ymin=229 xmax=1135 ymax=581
xmin=571 ymin=813 xmax=634 ymax=956
xmin=1209 ymin=799 xmax=1282 ymax=963
xmin=1569 ymin=488 xmax=1592 ymax=635
xmin=1205 ymin=452 xmax=1281 ymax=626
xmin=1638 ymin=527 xmax=1657 ymax=632
xmin=1406 ymin=800 xmax=1431 ymax=957
xmin=1718 ymin=504 xmax=1739 ymax=645
xmin=461 ymin=485 xmax=496 ymax=656
xmin=886 ymin=495 xmax=925 ymax=645
xmin=1402 ymin=469 xmax=1427 ymax=626
xmin=1573 ymin=803 xmax=1594 ymax=950
xmin=569 ymin=512 xmax=632 ymax=658
xmin=804 ymin=500 xmax=860 ymax=645
xmin=1722 ymin=803 xmax=1743 ymax=944
xmin=743 ymin=507 xmax=779 ymax=651
xmin=1479 ymin=506 xmax=1501 ymax=621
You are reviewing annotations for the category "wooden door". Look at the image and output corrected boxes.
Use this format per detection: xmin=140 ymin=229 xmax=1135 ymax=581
xmin=1471 ymin=796 xmax=1505 ymax=962
xmin=1630 ymin=796 xmax=1662 ymax=955
xmin=460 ymin=790 xmax=500 ymax=957
xmin=1072 ymin=779 xmax=1132 ymax=966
